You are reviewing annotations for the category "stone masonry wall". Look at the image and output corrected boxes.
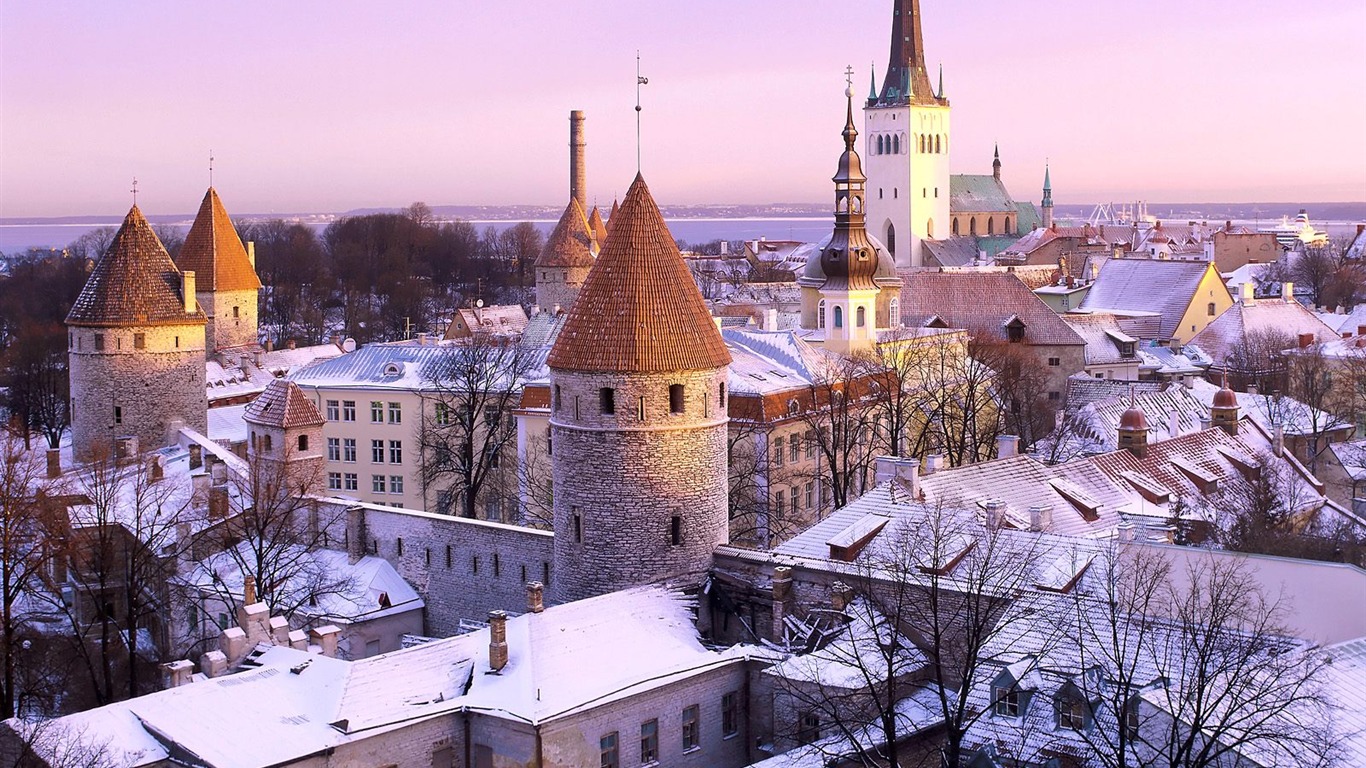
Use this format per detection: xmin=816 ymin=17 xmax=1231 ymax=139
xmin=536 ymin=264 xmax=591 ymax=315
xmin=198 ymin=288 xmax=259 ymax=351
xmin=69 ymin=323 xmax=207 ymax=461
xmin=550 ymin=367 xmax=729 ymax=603
xmin=317 ymin=499 xmax=555 ymax=635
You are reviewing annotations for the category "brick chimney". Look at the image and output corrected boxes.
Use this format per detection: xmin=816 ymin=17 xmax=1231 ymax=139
xmin=182 ymin=270 xmax=196 ymax=314
xmin=996 ymin=435 xmax=1020 ymax=459
xmin=1240 ymin=281 xmax=1256 ymax=306
xmin=488 ymin=610 xmax=509 ymax=672
xmin=985 ymin=500 xmax=1007 ymax=529
xmin=161 ymin=659 xmax=195 ymax=689
xmin=243 ymin=574 xmax=257 ymax=606
xmin=526 ymin=582 xmax=544 ymax=614
xmin=1298 ymin=332 xmax=1315 ymax=349
xmin=830 ymin=581 xmax=853 ymax=612
xmin=771 ymin=565 xmax=793 ymax=641
xmin=347 ymin=506 xmax=366 ymax=564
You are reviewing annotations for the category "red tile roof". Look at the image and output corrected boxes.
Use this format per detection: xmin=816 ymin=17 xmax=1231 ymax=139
xmin=897 ymin=270 xmax=1084 ymax=346
xmin=244 ymin=378 xmax=325 ymax=429
xmin=548 ymin=174 xmax=731 ymax=373
xmin=175 ymin=188 xmax=263 ymax=292
xmin=588 ymin=205 xmax=609 ymax=249
xmin=66 ymin=205 xmax=207 ymax=328
xmin=535 ymin=199 xmax=595 ymax=268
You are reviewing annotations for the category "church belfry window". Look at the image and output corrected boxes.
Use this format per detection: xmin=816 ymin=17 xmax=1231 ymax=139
xmin=856 ymin=307 xmax=867 ymax=328
xmin=833 ymin=306 xmax=844 ymax=328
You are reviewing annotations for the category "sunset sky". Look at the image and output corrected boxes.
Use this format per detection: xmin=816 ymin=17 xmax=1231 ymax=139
xmin=2 ymin=1 xmax=1363 ymax=218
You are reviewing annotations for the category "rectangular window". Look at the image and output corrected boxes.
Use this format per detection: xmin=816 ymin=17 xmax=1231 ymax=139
xmin=1048 ymin=357 xmax=1061 ymax=366
xmin=682 ymin=704 xmax=700 ymax=752
xmin=371 ymin=401 xmax=384 ymax=423
xmin=600 ymin=387 xmax=615 ymax=415
xmin=805 ymin=482 xmax=815 ymax=511
xmin=722 ymin=691 xmax=739 ymax=737
xmin=389 ymin=475 xmax=404 ymax=495
xmin=600 ymin=732 xmax=619 ymax=768
xmin=790 ymin=436 xmax=800 ymax=463
xmin=133 ymin=333 xmax=145 ymax=350
xmin=1048 ymin=391 xmax=1061 ymax=401
xmin=327 ymin=472 xmax=342 ymax=490
xmin=790 ymin=486 xmax=800 ymax=516
xmin=342 ymin=400 xmax=356 ymax=421
xmin=773 ymin=437 xmax=784 ymax=468
xmin=389 ymin=440 xmax=403 ymax=464
xmin=389 ymin=402 xmax=402 ymax=424
xmin=372 ymin=440 xmax=385 ymax=463
xmin=435 ymin=402 xmax=450 ymax=426
xmin=114 ymin=405 xmax=123 ymax=425
xmin=1058 ymin=699 xmax=1086 ymax=730
xmin=343 ymin=438 xmax=357 ymax=462
xmin=797 ymin=711 xmax=820 ymax=745
xmin=94 ymin=333 xmax=105 ymax=351
xmin=326 ymin=400 xmax=340 ymax=420
xmin=995 ymin=687 xmax=1020 ymax=717
xmin=344 ymin=473 xmax=358 ymax=491
xmin=327 ymin=438 xmax=341 ymax=461
xmin=372 ymin=475 xmax=387 ymax=493
xmin=806 ymin=430 xmax=817 ymax=459
xmin=774 ymin=489 xmax=784 ymax=514
xmin=573 ymin=508 xmax=582 ymax=543
xmin=670 ymin=515 xmax=682 ymax=546
xmin=669 ymin=383 xmax=685 ymax=414
xmin=640 ymin=720 xmax=658 ymax=764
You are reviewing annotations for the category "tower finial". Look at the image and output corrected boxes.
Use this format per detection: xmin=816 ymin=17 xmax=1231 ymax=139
xmin=209 ymin=150 xmax=215 ymax=187
xmin=937 ymin=62 xmax=944 ymax=99
xmin=130 ymin=177 xmax=138 ymax=206
xmin=635 ymin=51 xmax=648 ymax=173
xmin=868 ymin=62 xmax=878 ymax=102
xmin=842 ymin=66 xmax=857 ymax=151
xmin=992 ymin=143 xmax=1001 ymax=181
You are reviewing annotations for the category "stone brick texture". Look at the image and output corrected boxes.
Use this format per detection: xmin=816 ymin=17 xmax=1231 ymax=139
xmin=535 ymin=265 xmax=591 ymax=315
xmin=198 ymin=288 xmax=260 ymax=351
xmin=69 ymin=323 xmax=207 ymax=460
xmin=550 ymin=368 xmax=730 ymax=602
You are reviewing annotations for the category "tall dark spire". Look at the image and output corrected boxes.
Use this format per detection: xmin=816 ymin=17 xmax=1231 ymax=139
xmin=879 ymin=0 xmax=943 ymax=106
xmin=993 ymin=144 xmax=1002 ymax=181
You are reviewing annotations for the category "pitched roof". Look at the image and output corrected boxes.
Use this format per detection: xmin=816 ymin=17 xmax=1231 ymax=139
xmin=1189 ymin=298 xmax=1337 ymax=363
xmin=243 ymin=378 xmax=325 ymax=429
xmin=548 ymin=174 xmax=731 ymax=373
xmin=1079 ymin=258 xmax=1217 ymax=339
xmin=175 ymin=188 xmax=263 ymax=292
xmin=66 ymin=205 xmax=207 ymax=328
xmin=897 ymin=271 xmax=1084 ymax=346
xmin=534 ymin=198 xmax=595 ymax=268
xmin=949 ymin=174 xmax=1016 ymax=214
xmin=921 ymin=236 xmax=980 ymax=267
xmin=1059 ymin=313 xmax=1138 ymax=366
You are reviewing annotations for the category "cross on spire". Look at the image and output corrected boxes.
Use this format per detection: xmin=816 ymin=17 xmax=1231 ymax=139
xmin=130 ymin=177 xmax=138 ymax=205
xmin=844 ymin=65 xmax=854 ymax=89
xmin=209 ymin=150 xmax=215 ymax=187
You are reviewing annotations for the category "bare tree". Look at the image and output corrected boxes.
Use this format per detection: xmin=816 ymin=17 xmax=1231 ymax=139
xmin=902 ymin=331 xmax=1004 ymax=467
xmin=0 ymin=438 xmax=56 ymax=718
xmin=794 ymin=355 xmax=884 ymax=512
xmin=0 ymin=718 xmax=116 ymax=768
xmin=417 ymin=337 xmax=537 ymax=519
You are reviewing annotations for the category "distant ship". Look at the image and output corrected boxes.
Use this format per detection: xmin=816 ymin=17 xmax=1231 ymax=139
xmin=1262 ymin=209 xmax=1328 ymax=249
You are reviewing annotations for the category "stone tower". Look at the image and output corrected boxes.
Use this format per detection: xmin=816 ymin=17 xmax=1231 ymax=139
xmin=798 ymin=84 xmax=897 ymax=356
xmin=547 ymin=174 xmax=732 ymax=603
xmin=244 ymin=378 xmax=326 ymax=498
xmin=535 ymin=198 xmax=595 ymax=314
xmin=535 ymin=111 xmax=597 ymax=314
xmin=66 ymin=205 xmax=208 ymax=461
xmin=863 ymin=0 xmax=950 ymax=268
xmin=175 ymin=187 xmax=263 ymax=351
xmin=1041 ymin=165 xmax=1054 ymax=230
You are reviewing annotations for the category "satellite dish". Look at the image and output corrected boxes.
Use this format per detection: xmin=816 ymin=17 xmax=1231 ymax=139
xmin=342 ymin=338 xmax=357 ymax=353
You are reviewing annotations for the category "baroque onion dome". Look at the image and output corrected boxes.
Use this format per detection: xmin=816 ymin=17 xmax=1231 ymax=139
xmin=66 ymin=205 xmax=206 ymax=327
xmin=535 ymin=198 xmax=595 ymax=269
xmin=548 ymin=174 xmax=731 ymax=373
xmin=818 ymin=86 xmax=881 ymax=293
xmin=175 ymin=188 xmax=262 ymax=292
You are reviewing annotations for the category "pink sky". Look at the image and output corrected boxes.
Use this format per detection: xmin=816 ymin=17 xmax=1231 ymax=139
xmin=2 ymin=1 xmax=1363 ymax=217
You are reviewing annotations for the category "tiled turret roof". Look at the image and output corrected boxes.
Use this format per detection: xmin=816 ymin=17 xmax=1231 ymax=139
xmin=176 ymin=187 xmax=263 ymax=292
xmin=244 ymin=378 xmax=325 ymax=429
xmin=66 ymin=205 xmax=206 ymax=328
xmin=548 ymin=174 xmax=731 ymax=374
xmin=588 ymin=205 xmax=609 ymax=250
xmin=535 ymin=198 xmax=595 ymax=268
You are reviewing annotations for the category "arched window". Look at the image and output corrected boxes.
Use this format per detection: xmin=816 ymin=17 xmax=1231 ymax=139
xmin=988 ymin=217 xmax=995 ymax=235
xmin=889 ymin=298 xmax=900 ymax=327
xmin=818 ymin=299 xmax=827 ymax=329
xmin=893 ymin=134 xmax=900 ymax=154
xmin=1005 ymin=217 xmax=1014 ymax=235
xmin=886 ymin=224 xmax=896 ymax=259
xmin=833 ymin=306 xmax=844 ymax=328
xmin=926 ymin=218 xmax=935 ymax=238
xmin=952 ymin=218 xmax=960 ymax=236
xmin=970 ymin=217 xmax=978 ymax=236
xmin=1207 ymin=302 xmax=1217 ymax=317
xmin=919 ymin=135 xmax=926 ymax=153
xmin=876 ymin=135 xmax=884 ymax=155
xmin=856 ymin=306 xmax=867 ymax=327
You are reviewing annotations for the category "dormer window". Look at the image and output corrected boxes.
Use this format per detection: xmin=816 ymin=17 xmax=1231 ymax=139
xmin=1056 ymin=693 xmax=1089 ymax=731
xmin=994 ymin=685 xmax=1022 ymax=717
xmin=1006 ymin=318 xmax=1026 ymax=343
xmin=382 ymin=363 xmax=401 ymax=377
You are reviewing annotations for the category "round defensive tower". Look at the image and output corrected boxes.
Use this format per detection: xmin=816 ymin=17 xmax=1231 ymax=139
xmin=66 ymin=205 xmax=207 ymax=461
xmin=175 ymin=187 xmax=263 ymax=352
xmin=547 ymin=174 xmax=732 ymax=603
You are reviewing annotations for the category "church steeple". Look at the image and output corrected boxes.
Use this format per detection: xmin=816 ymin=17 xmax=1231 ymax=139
xmin=1042 ymin=164 xmax=1054 ymax=229
xmin=937 ymin=63 xmax=945 ymax=100
xmin=822 ymin=82 xmax=878 ymax=292
xmin=880 ymin=0 xmax=942 ymax=105
xmin=868 ymin=64 xmax=878 ymax=104
xmin=993 ymin=144 xmax=1002 ymax=181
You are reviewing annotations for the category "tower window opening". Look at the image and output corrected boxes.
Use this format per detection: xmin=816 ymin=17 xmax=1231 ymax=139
xmin=893 ymin=134 xmax=900 ymax=154
xmin=833 ymin=306 xmax=844 ymax=328
xmin=600 ymin=388 xmax=615 ymax=415
xmin=94 ymin=334 xmax=105 ymax=351
xmin=669 ymin=384 xmax=685 ymax=414
xmin=719 ymin=383 xmax=726 ymax=408
xmin=894 ymin=188 xmax=898 ymax=199
xmin=114 ymin=405 xmax=122 ymax=425
xmin=133 ymin=333 xmax=145 ymax=350
xmin=670 ymin=515 xmax=682 ymax=546
xmin=856 ymin=306 xmax=867 ymax=328
xmin=818 ymin=300 xmax=827 ymax=329
xmin=553 ymin=385 xmax=561 ymax=411
xmin=876 ymin=135 xmax=884 ymax=154
xmin=573 ymin=510 xmax=582 ymax=542
xmin=232 ymin=306 xmax=240 ymax=318
xmin=638 ymin=396 xmax=646 ymax=421
xmin=935 ymin=135 xmax=941 ymax=153
xmin=297 ymin=435 xmax=308 ymax=451
xmin=988 ymin=217 xmax=995 ymax=235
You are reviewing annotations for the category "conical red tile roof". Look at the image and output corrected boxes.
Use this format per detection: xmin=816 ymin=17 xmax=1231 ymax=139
xmin=176 ymin=187 xmax=262 ymax=292
xmin=66 ymin=205 xmax=206 ymax=327
xmin=244 ymin=378 xmax=325 ymax=428
xmin=607 ymin=198 xmax=619 ymax=231
xmin=535 ymin=198 xmax=595 ymax=268
xmin=588 ymin=205 xmax=609 ymax=248
xmin=548 ymin=174 xmax=731 ymax=374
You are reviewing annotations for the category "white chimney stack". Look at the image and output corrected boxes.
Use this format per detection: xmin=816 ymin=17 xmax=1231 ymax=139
xmin=182 ymin=270 xmax=196 ymax=313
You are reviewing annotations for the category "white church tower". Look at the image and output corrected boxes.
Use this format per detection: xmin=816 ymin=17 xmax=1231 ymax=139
xmin=863 ymin=0 xmax=950 ymax=268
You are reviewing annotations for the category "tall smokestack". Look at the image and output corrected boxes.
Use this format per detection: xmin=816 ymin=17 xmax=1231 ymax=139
xmin=569 ymin=110 xmax=586 ymax=211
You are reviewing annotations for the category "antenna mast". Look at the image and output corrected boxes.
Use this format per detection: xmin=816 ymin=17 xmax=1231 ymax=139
xmin=635 ymin=52 xmax=648 ymax=172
